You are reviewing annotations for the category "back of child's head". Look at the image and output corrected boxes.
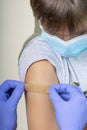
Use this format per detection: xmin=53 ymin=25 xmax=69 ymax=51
xmin=30 ymin=0 xmax=87 ymax=35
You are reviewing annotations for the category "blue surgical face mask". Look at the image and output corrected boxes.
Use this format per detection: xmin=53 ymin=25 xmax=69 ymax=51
xmin=40 ymin=26 xmax=87 ymax=57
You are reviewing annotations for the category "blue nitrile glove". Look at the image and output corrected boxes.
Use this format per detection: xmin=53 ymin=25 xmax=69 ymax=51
xmin=49 ymin=84 xmax=87 ymax=130
xmin=0 ymin=80 xmax=24 ymax=130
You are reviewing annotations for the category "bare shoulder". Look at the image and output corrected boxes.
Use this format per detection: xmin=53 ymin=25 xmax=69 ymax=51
xmin=25 ymin=60 xmax=58 ymax=86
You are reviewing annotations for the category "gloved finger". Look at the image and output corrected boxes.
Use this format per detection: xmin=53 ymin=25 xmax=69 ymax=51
xmin=59 ymin=86 xmax=84 ymax=100
xmin=59 ymin=92 xmax=71 ymax=101
xmin=0 ymin=80 xmax=24 ymax=93
xmin=54 ymin=84 xmax=83 ymax=98
xmin=49 ymin=85 xmax=71 ymax=102
xmin=49 ymin=86 xmax=64 ymax=105
xmin=8 ymin=82 xmax=24 ymax=106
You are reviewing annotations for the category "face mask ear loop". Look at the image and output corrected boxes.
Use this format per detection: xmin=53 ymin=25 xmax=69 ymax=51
xmin=39 ymin=20 xmax=42 ymax=29
xmin=39 ymin=25 xmax=44 ymax=32
xmin=39 ymin=21 xmax=46 ymax=33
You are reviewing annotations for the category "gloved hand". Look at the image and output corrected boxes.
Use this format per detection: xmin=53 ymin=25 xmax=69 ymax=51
xmin=0 ymin=80 xmax=24 ymax=130
xmin=49 ymin=84 xmax=87 ymax=130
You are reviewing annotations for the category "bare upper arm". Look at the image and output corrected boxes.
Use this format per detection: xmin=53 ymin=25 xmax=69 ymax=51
xmin=25 ymin=60 xmax=59 ymax=130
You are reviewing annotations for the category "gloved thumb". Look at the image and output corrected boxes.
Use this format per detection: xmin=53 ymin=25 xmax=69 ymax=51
xmin=49 ymin=86 xmax=64 ymax=106
xmin=7 ymin=82 xmax=24 ymax=109
xmin=56 ymin=84 xmax=84 ymax=100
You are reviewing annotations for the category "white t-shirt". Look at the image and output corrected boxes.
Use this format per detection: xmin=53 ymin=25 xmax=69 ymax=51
xmin=18 ymin=35 xmax=87 ymax=92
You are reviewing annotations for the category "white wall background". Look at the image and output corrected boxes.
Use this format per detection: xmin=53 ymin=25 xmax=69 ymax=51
xmin=0 ymin=0 xmax=35 ymax=129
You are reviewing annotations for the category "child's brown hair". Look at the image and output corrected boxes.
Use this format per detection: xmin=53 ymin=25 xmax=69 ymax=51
xmin=30 ymin=0 xmax=87 ymax=36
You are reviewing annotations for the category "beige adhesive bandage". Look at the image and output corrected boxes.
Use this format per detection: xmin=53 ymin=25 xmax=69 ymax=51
xmin=25 ymin=83 xmax=49 ymax=94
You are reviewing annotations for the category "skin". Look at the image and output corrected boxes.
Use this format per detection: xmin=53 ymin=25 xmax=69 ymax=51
xmin=25 ymin=60 xmax=59 ymax=130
